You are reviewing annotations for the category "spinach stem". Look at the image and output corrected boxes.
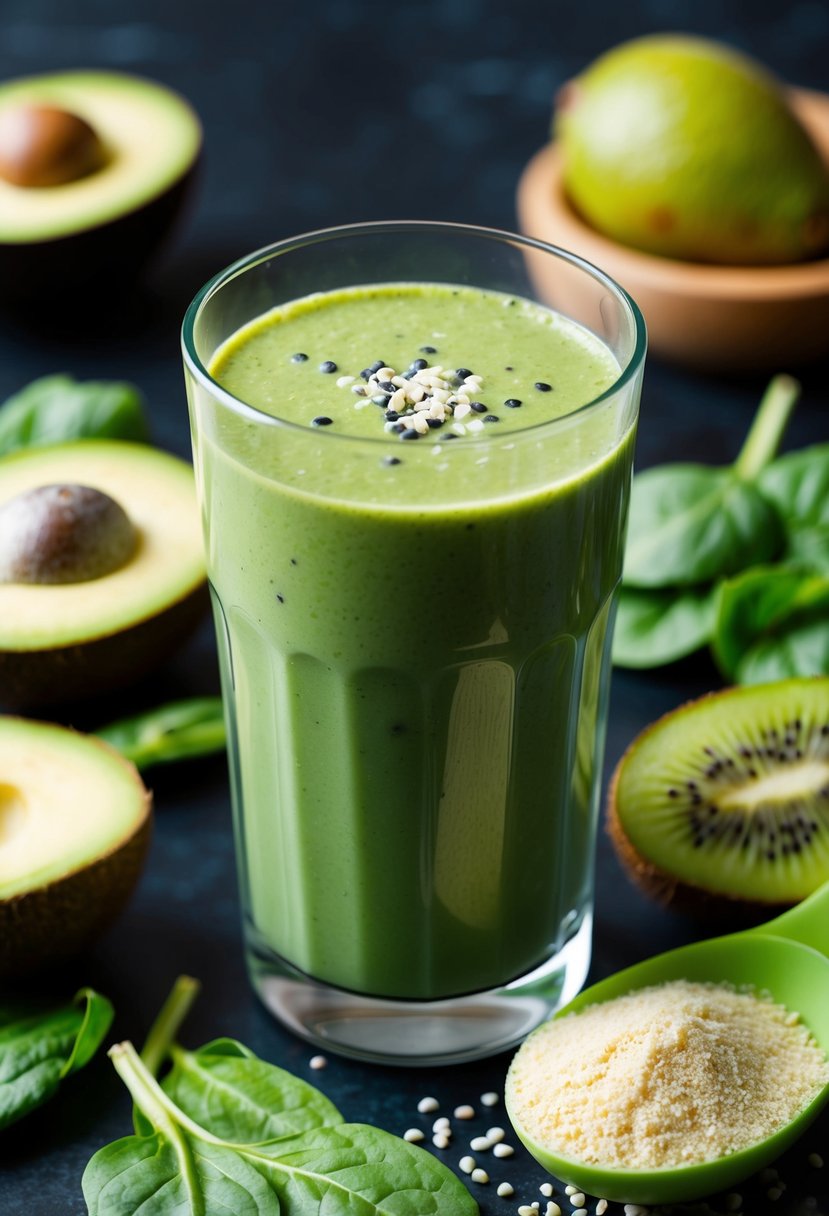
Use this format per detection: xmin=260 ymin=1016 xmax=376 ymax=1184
xmin=111 ymin=1041 xmax=224 ymax=1145
xmin=140 ymin=976 xmax=201 ymax=1078
xmin=733 ymin=374 xmax=800 ymax=481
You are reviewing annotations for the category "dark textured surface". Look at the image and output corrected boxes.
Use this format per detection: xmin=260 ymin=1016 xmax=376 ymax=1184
xmin=0 ymin=2 xmax=827 ymax=1212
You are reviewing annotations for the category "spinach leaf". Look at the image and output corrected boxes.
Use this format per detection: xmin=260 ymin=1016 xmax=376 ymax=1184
xmin=0 ymin=987 xmax=113 ymax=1130
xmin=713 ymin=565 xmax=829 ymax=684
xmin=613 ymin=584 xmax=718 ymax=668
xmin=758 ymin=443 xmax=829 ymax=572
xmin=0 ymin=375 xmax=148 ymax=457
xmin=97 ymin=698 xmax=226 ymax=771
xmin=623 ymin=375 xmax=798 ymax=589
xmin=83 ymin=978 xmax=478 ymax=1216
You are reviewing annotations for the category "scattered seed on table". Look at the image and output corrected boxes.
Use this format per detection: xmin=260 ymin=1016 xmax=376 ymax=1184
xmin=518 ymin=1206 xmax=536 ymax=1216
xmin=546 ymin=1204 xmax=562 ymax=1216
xmin=570 ymin=1194 xmax=586 ymax=1208
xmin=564 ymin=1187 xmax=577 ymax=1196
xmin=481 ymin=1091 xmax=500 ymax=1107
xmin=454 ymin=1104 xmax=475 ymax=1120
xmin=809 ymin=1153 xmax=824 ymax=1168
xmin=309 ymin=1055 xmax=327 ymax=1069
xmin=403 ymin=1128 xmax=424 ymax=1143
xmin=470 ymin=1135 xmax=491 ymax=1151
xmin=487 ymin=1127 xmax=506 ymax=1143
xmin=417 ymin=1096 xmax=439 ymax=1113
xmin=496 ymin=1182 xmax=514 ymax=1198
xmin=572 ymin=1209 xmax=587 ymax=1216
xmin=459 ymin=1155 xmax=476 ymax=1174
xmin=492 ymin=1143 xmax=513 ymax=1158
xmin=290 ymin=352 xmax=308 ymax=362
xmin=311 ymin=416 xmax=333 ymax=427
xmin=534 ymin=381 xmax=552 ymax=392
xmin=433 ymin=1116 xmax=451 ymax=1132
xmin=539 ymin=1183 xmax=553 ymax=1197
xmin=319 ymin=360 xmax=338 ymax=373
xmin=432 ymin=1133 xmax=450 ymax=1149
xmin=596 ymin=1202 xmax=608 ymax=1216
xmin=471 ymin=1168 xmax=489 ymax=1184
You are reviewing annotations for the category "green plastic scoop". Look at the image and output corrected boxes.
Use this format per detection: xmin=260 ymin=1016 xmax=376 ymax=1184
xmin=506 ymin=881 xmax=829 ymax=1206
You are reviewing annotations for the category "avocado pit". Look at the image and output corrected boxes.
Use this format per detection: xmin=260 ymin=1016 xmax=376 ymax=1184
xmin=0 ymin=483 xmax=137 ymax=585
xmin=0 ymin=104 xmax=106 ymax=188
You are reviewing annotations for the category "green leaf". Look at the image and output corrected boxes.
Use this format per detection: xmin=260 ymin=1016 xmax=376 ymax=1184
xmin=623 ymin=465 xmax=782 ymax=588
xmin=97 ymin=698 xmax=227 ymax=771
xmin=713 ymin=565 xmax=829 ymax=683
xmin=0 ymin=375 xmax=148 ymax=456
xmin=758 ymin=443 xmax=829 ymax=571
xmin=613 ymin=584 xmax=717 ymax=668
xmin=0 ymin=988 xmax=113 ymax=1130
xmin=163 ymin=1039 xmax=342 ymax=1145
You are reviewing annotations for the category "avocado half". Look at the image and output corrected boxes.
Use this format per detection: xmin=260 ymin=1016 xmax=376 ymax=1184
xmin=0 ymin=71 xmax=200 ymax=306
xmin=0 ymin=715 xmax=151 ymax=977
xmin=0 ymin=440 xmax=208 ymax=709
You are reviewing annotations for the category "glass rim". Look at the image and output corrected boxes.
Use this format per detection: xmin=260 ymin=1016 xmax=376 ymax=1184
xmin=181 ymin=219 xmax=647 ymax=447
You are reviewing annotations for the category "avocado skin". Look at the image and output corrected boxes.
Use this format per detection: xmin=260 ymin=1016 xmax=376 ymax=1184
xmin=0 ymin=160 xmax=197 ymax=310
xmin=0 ymin=578 xmax=209 ymax=710
xmin=0 ymin=770 xmax=151 ymax=978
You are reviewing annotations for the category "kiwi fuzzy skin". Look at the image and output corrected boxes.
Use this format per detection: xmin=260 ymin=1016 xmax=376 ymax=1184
xmin=606 ymin=690 xmax=800 ymax=922
xmin=0 ymin=734 xmax=152 ymax=978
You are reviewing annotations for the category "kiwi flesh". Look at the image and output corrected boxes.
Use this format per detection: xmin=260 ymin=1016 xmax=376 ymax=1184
xmin=608 ymin=677 xmax=829 ymax=912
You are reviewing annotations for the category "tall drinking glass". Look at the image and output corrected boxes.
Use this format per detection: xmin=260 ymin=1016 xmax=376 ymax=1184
xmin=183 ymin=221 xmax=645 ymax=1064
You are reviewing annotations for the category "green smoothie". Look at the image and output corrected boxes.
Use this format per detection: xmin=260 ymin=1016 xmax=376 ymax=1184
xmin=200 ymin=283 xmax=634 ymax=1001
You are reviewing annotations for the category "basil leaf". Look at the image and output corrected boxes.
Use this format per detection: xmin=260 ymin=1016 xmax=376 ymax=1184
xmin=623 ymin=464 xmax=782 ymax=588
xmin=613 ymin=584 xmax=717 ymax=668
xmin=713 ymin=565 xmax=829 ymax=683
xmin=0 ymin=987 xmax=113 ymax=1130
xmin=0 ymin=374 xmax=148 ymax=456
xmin=97 ymin=698 xmax=226 ymax=771
xmin=758 ymin=443 xmax=829 ymax=571
xmin=163 ymin=1038 xmax=342 ymax=1144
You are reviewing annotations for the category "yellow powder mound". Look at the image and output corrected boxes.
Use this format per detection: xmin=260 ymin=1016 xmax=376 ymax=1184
xmin=506 ymin=979 xmax=829 ymax=1169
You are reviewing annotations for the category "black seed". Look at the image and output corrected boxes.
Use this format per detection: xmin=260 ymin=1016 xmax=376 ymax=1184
xmin=385 ymin=410 xmax=399 ymax=421
xmin=456 ymin=367 xmax=473 ymax=380
xmin=426 ymin=417 xmax=443 ymax=428
xmin=484 ymin=414 xmax=500 ymax=423
xmin=379 ymin=380 xmax=396 ymax=392
xmin=420 ymin=345 xmax=437 ymax=354
xmin=369 ymin=360 xmax=385 ymax=373
xmin=392 ymin=423 xmax=406 ymax=433
xmin=402 ymin=370 xmax=415 ymax=380
xmin=383 ymin=456 xmax=402 ymax=467
xmin=319 ymin=360 xmax=338 ymax=374
xmin=312 ymin=416 xmax=333 ymax=426
xmin=535 ymin=381 xmax=553 ymax=392
xmin=410 ymin=358 xmax=428 ymax=371
xmin=687 ymin=781 xmax=698 ymax=791
xmin=291 ymin=352 xmax=309 ymax=363
xmin=290 ymin=558 xmax=297 ymax=565
xmin=372 ymin=396 xmax=389 ymax=406
xmin=276 ymin=593 xmax=284 ymax=603
xmin=505 ymin=365 xmax=513 ymax=371
xmin=470 ymin=401 xmax=487 ymax=413
xmin=504 ymin=398 xmax=522 ymax=408
xmin=401 ymin=429 xmax=420 ymax=440
xmin=667 ymin=788 xmax=679 ymax=799
xmin=443 ymin=433 xmax=459 ymax=440
xmin=360 ymin=368 xmax=373 ymax=381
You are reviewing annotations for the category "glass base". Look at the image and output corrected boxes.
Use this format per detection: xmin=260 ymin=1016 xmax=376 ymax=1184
xmin=247 ymin=914 xmax=592 ymax=1066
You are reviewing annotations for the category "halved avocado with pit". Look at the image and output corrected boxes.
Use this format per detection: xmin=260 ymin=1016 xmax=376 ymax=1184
xmin=0 ymin=715 xmax=151 ymax=976
xmin=0 ymin=440 xmax=208 ymax=709
xmin=0 ymin=70 xmax=200 ymax=306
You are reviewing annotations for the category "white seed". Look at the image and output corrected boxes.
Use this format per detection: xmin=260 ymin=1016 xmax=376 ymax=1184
xmin=487 ymin=1127 xmax=506 ymax=1143
xmin=545 ymin=1204 xmax=561 ymax=1216
xmin=463 ymin=376 xmax=483 ymax=389
xmin=809 ymin=1153 xmax=824 ymax=1168
xmin=471 ymin=1168 xmax=489 ymax=1184
xmin=466 ymin=417 xmax=485 ymax=432
xmin=596 ymin=1202 xmax=608 ymax=1216
xmin=376 ymin=367 xmax=395 ymax=380
xmin=518 ymin=1207 xmax=536 ymax=1216
xmin=496 ymin=1182 xmax=514 ymax=1197
xmin=454 ymin=1104 xmax=476 ymax=1120
xmin=417 ymin=1096 xmax=439 ymax=1113
xmin=451 ymin=422 xmax=466 ymax=435
xmin=470 ymin=1135 xmax=491 ymax=1151
xmin=624 ymin=1207 xmax=650 ymax=1216
xmin=391 ymin=375 xmax=406 ymax=387
xmin=403 ymin=1128 xmax=424 ymax=1143
xmin=407 ymin=384 xmax=426 ymax=404
xmin=389 ymin=389 xmax=407 ymax=411
xmin=351 ymin=383 xmax=366 ymax=394
xmin=459 ymin=1155 xmax=476 ymax=1174
xmin=336 ymin=375 xmax=355 ymax=388
xmin=428 ymin=401 xmax=446 ymax=420
xmin=432 ymin=1116 xmax=451 ymax=1132
xmin=410 ymin=412 xmax=429 ymax=434
xmin=432 ymin=1133 xmax=450 ymax=1149
xmin=565 ymin=1186 xmax=578 ymax=1196
xmin=570 ymin=1195 xmax=586 ymax=1209
xmin=492 ymin=1142 xmax=513 ymax=1158
xmin=572 ymin=1210 xmax=587 ymax=1216
xmin=539 ymin=1183 xmax=553 ymax=1197
xmin=453 ymin=402 xmax=472 ymax=419
xmin=480 ymin=1091 xmax=499 ymax=1107
xmin=309 ymin=1055 xmax=327 ymax=1069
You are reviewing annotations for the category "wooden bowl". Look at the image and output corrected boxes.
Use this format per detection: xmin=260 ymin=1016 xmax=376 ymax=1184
xmin=517 ymin=88 xmax=829 ymax=370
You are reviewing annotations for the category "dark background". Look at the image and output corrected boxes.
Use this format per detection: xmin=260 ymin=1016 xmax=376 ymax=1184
xmin=0 ymin=1 xmax=827 ymax=1212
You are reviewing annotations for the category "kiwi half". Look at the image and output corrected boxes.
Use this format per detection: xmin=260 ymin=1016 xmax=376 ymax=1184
xmin=608 ymin=677 xmax=829 ymax=912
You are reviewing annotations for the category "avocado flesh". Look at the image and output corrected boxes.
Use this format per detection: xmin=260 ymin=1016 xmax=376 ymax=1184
xmin=0 ymin=440 xmax=207 ymax=709
xmin=0 ymin=716 xmax=151 ymax=976
xmin=0 ymin=71 xmax=200 ymax=243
